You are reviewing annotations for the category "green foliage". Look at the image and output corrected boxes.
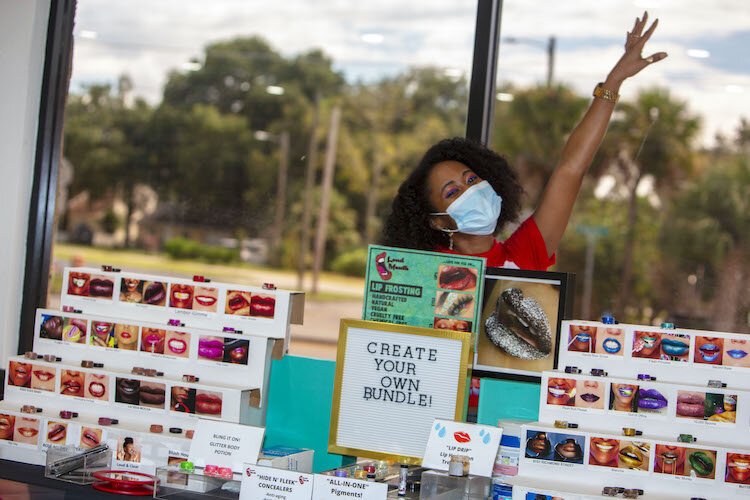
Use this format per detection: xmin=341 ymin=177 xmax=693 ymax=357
xmin=163 ymin=237 xmax=239 ymax=263
xmin=492 ymin=84 xmax=588 ymax=205
xmin=99 ymin=209 xmax=121 ymax=234
xmin=330 ymin=247 xmax=369 ymax=277
xmin=61 ymin=33 xmax=749 ymax=331
xmin=661 ymin=153 xmax=750 ymax=297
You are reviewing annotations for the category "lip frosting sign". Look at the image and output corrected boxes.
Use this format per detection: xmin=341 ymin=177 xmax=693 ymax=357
xmin=363 ymin=245 xmax=485 ymax=332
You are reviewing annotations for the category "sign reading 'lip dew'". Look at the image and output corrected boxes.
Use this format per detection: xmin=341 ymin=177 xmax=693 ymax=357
xmin=329 ymin=319 xmax=472 ymax=463
xmin=363 ymin=245 xmax=485 ymax=334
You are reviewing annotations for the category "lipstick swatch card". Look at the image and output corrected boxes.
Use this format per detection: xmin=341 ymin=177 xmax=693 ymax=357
xmin=363 ymin=245 xmax=485 ymax=333
xmin=538 ymin=371 xmax=749 ymax=448
xmin=60 ymin=267 xmax=303 ymax=341
xmin=558 ymin=320 xmax=750 ymax=390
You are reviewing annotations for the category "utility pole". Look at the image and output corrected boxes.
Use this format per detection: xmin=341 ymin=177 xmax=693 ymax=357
xmin=501 ymin=35 xmax=556 ymax=87
xmin=271 ymin=131 xmax=290 ymax=255
xmin=297 ymin=95 xmax=320 ymax=290
xmin=364 ymin=136 xmax=383 ymax=243
xmin=546 ymin=36 xmax=556 ymax=87
xmin=311 ymin=105 xmax=341 ymax=294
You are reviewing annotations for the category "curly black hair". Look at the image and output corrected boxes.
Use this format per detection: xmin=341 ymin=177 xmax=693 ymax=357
xmin=382 ymin=137 xmax=523 ymax=250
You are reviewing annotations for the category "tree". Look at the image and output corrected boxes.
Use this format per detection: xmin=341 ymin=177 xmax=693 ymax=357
xmin=339 ymin=67 xmax=469 ymax=243
xmin=492 ymin=84 xmax=588 ymax=205
xmin=593 ymin=88 xmax=701 ymax=318
xmin=145 ymin=103 xmax=266 ymax=234
xmin=660 ymin=133 xmax=750 ymax=332
xmin=63 ymin=81 xmax=153 ymax=247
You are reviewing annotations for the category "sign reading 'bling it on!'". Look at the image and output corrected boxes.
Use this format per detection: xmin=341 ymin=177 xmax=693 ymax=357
xmin=363 ymin=245 xmax=485 ymax=334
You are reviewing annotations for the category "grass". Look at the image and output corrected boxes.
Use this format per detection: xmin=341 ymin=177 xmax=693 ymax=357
xmin=51 ymin=243 xmax=365 ymax=301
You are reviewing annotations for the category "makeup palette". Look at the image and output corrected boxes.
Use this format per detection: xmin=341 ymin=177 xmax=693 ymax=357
xmin=33 ymin=309 xmax=268 ymax=391
xmin=60 ymin=267 xmax=304 ymax=343
xmin=519 ymin=319 xmax=750 ymax=499
xmin=559 ymin=320 xmax=750 ymax=390
xmin=2 ymin=266 xmax=299 ymax=476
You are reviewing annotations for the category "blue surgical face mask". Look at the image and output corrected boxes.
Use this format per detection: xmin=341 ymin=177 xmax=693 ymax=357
xmin=431 ymin=180 xmax=502 ymax=235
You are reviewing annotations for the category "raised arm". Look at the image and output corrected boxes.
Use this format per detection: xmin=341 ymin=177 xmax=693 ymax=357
xmin=533 ymin=12 xmax=667 ymax=256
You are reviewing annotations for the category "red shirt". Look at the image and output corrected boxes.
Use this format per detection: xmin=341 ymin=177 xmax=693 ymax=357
xmin=436 ymin=217 xmax=555 ymax=271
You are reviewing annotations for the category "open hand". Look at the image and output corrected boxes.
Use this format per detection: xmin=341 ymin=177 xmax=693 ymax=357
xmin=609 ymin=12 xmax=668 ymax=82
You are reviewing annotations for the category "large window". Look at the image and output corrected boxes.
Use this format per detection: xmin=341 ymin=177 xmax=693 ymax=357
xmin=492 ymin=2 xmax=749 ymax=332
xmin=47 ymin=1 xmax=478 ymax=358
xmin=29 ymin=2 xmax=749 ymax=362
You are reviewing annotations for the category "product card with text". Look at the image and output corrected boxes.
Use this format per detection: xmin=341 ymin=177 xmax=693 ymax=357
xmin=312 ymin=474 xmax=387 ymax=500
xmin=241 ymin=464 xmax=313 ymax=500
xmin=421 ymin=419 xmax=503 ymax=477
xmin=189 ymin=419 xmax=264 ymax=472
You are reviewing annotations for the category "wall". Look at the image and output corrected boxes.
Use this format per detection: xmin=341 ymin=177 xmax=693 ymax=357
xmin=0 ymin=0 xmax=51 ymax=366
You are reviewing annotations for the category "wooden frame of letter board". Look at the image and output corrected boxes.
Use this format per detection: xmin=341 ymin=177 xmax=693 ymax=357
xmin=329 ymin=319 xmax=472 ymax=464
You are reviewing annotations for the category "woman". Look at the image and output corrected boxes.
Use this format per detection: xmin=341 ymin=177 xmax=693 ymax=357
xmin=383 ymin=13 xmax=666 ymax=270
xmin=118 ymin=437 xmax=141 ymax=462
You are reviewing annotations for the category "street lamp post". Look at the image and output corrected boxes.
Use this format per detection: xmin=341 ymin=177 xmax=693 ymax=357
xmin=502 ymin=35 xmax=556 ymax=87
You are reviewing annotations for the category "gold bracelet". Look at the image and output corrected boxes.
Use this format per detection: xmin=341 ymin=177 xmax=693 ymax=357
xmin=593 ymin=82 xmax=619 ymax=103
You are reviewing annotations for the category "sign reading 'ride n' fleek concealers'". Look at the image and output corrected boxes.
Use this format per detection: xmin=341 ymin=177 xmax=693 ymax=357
xmin=363 ymin=245 xmax=485 ymax=334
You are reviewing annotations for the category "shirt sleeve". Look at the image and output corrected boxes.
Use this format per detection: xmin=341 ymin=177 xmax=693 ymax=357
xmin=502 ymin=217 xmax=556 ymax=271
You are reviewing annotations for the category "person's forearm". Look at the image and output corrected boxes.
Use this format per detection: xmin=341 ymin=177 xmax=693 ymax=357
xmin=558 ymin=73 xmax=624 ymax=178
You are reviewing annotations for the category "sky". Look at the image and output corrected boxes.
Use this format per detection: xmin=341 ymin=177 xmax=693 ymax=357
xmin=70 ymin=0 xmax=750 ymax=146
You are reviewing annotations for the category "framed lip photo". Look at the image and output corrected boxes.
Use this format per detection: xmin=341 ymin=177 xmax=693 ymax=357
xmin=473 ymin=268 xmax=573 ymax=382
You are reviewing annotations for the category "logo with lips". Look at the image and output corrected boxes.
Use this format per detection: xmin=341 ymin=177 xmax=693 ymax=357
xmin=375 ymin=252 xmax=392 ymax=280
xmin=454 ymin=431 xmax=471 ymax=443
xmin=245 ymin=467 xmax=255 ymax=477
xmin=298 ymin=476 xmax=308 ymax=484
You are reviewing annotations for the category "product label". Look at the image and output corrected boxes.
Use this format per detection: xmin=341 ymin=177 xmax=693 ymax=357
xmin=363 ymin=245 xmax=485 ymax=332
xmin=189 ymin=420 xmax=264 ymax=472
xmin=312 ymin=475 xmax=387 ymax=500
xmin=422 ymin=419 xmax=502 ymax=477
xmin=241 ymin=464 xmax=313 ymax=500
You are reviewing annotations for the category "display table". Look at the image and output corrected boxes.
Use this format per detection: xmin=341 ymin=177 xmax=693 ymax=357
xmin=0 ymin=460 xmax=110 ymax=499
xmin=0 ymin=459 xmax=242 ymax=499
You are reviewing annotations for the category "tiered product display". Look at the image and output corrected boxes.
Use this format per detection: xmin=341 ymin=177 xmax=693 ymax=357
xmin=510 ymin=319 xmax=750 ymax=499
xmin=0 ymin=266 xmax=303 ymax=479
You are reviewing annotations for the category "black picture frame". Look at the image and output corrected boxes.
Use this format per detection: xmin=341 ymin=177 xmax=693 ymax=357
xmin=472 ymin=268 xmax=574 ymax=382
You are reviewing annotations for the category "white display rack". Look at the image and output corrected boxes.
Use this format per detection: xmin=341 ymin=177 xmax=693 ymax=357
xmin=538 ymin=371 xmax=746 ymax=447
xmin=60 ymin=267 xmax=305 ymax=345
xmin=0 ymin=266 xmax=303 ymax=475
xmin=558 ymin=319 xmax=750 ymax=390
xmin=32 ymin=308 xmax=273 ymax=408
xmin=516 ymin=422 xmax=748 ymax=500
xmin=510 ymin=319 xmax=750 ymax=500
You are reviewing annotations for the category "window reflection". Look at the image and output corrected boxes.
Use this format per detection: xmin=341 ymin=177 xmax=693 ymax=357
xmin=50 ymin=1 xmax=476 ymax=359
xmin=493 ymin=2 xmax=749 ymax=332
